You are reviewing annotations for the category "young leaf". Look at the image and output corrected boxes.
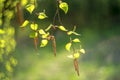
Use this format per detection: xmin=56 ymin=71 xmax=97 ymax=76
xmin=26 ymin=4 xmax=35 ymax=14
xmin=40 ymin=39 xmax=48 ymax=47
xmin=79 ymin=49 xmax=85 ymax=54
xmin=30 ymin=23 xmax=38 ymax=30
xmin=72 ymin=32 xmax=80 ymax=36
xmin=59 ymin=2 xmax=68 ymax=14
xmin=67 ymin=55 xmax=74 ymax=59
xmin=65 ymin=42 xmax=72 ymax=51
xmin=74 ymin=52 xmax=80 ymax=59
xmin=42 ymin=32 xmax=49 ymax=38
xmin=39 ymin=29 xmax=46 ymax=35
xmin=38 ymin=12 xmax=47 ymax=19
xmin=67 ymin=31 xmax=80 ymax=36
xmin=73 ymin=38 xmax=80 ymax=42
xmin=29 ymin=32 xmax=38 ymax=38
xmin=58 ymin=26 xmax=68 ymax=31
xmin=20 ymin=20 xmax=29 ymax=28
xmin=45 ymin=24 xmax=52 ymax=31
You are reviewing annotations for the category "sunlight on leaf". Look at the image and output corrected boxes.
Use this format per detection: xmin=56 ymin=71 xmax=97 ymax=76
xmin=65 ymin=42 xmax=72 ymax=51
xmin=45 ymin=24 xmax=52 ymax=31
xmin=39 ymin=29 xmax=46 ymax=35
xmin=67 ymin=54 xmax=74 ymax=59
xmin=73 ymin=38 xmax=80 ymax=42
xmin=59 ymin=2 xmax=68 ymax=14
xmin=42 ymin=32 xmax=49 ymax=38
xmin=38 ymin=12 xmax=47 ymax=19
xmin=26 ymin=4 xmax=35 ymax=14
xmin=79 ymin=49 xmax=85 ymax=54
xmin=40 ymin=39 xmax=48 ymax=47
xmin=5 ymin=61 xmax=13 ymax=72
xmin=67 ymin=31 xmax=80 ymax=36
xmin=20 ymin=20 xmax=29 ymax=28
xmin=30 ymin=23 xmax=38 ymax=30
xmin=58 ymin=26 xmax=68 ymax=31
xmin=74 ymin=52 xmax=80 ymax=59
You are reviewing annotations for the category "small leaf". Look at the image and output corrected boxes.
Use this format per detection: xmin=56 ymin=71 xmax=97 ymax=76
xmin=30 ymin=23 xmax=38 ymax=30
xmin=79 ymin=49 xmax=85 ymax=54
xmin=45 ymin=24 xmax=52 ymax=31
xmin=65 ymin=42 xmax=72 ymax=51
xmin=39 ymin=29 xmax=46 ymax=35
xmin=73 ymin=38 xmax=80 ymax=42
xmin=59 ymin=2 xmax=68 ymax=14
xmin=74 ymin=52 xmax=80 ymax=59
xmin=29 ymin=32 xmax=38 ymax=38
xmin=38 ymin=12 xmax=47 ymax=19
xmin=58 ymin=26 xmax=68 ymax=31
xmin=0 ymin=29 xmax=5 ymax=34
xmin=20 ymin=20 xmax=29 ymax=28
xmin=40 ymin=39 xmax=48 ymax=47
xmin=67 ymin=31 xmax=73 ymax=35
xmin=67 ymin=55 xmax=74 ymax=59
xmin=72 ymin=32 xmax=80 ymax=36
xmin=42 ymin=32 xmax=49 ymax=38
xmin=26 ymin=4 xmax=35 ymax=14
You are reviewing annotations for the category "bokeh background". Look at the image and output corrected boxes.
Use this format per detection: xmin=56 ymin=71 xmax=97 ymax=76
xmin=1 ymin=0 xmax=120 ymax=80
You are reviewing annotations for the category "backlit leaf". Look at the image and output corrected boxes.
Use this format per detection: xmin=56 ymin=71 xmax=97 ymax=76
xmin=58 ymin=26 xmax=68 ymax=31
xmin=42 ymin=32 xmax=49 ymax=38
xmin=79 ymin=49 xmax=85 ymax=54
xmin=74 ymin=52 xmax=80 ymax=59
xmin=26 ymin=4 xmax=35 ymax=14
xmin=67 ymin=54 xmax=74 ymax=59
xmin=59 ymin=2 xmax=68 ymax=14
xmin=72 ymin=32 xmax=80 ymax=36
xmin=39 ymin=29 xmax=46 ymax=35
xmin=38 ymin=12 xmax=47 ymax=19
xmin=20 ymin=20 xmax=29 ymax=28
xmin=30 ymin=23 xmax=38 ymax=30
xmin=40 ymin=39 xmax=48 ymax=47
xmin=65 ymin=42 xmax=72 ymax=51
xmin=67 ymin=31 xmax=80 ymax=36
xmin=73 ymin=38 xmax=80 ymax=42
xmin=45 ymin=24 xmax=52 ymax=31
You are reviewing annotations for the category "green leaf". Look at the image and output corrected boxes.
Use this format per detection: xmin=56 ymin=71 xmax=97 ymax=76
xmin=79 ymin=49 xmax=85 ymax=54
xmin=67 ymin=31 xmax=80 ymax=36
xmin=58 ymin=26 xmax=68 ymax=31
xmin=20 ymin=20 xmax=29 ymax=28
xmin=59 ymin=2 xmax=68 ymax=14
xmin=29 ymin=32 xmax=38 ymax=38
xmin=45 ymin=24 xmax=52 ymax=31
xmin=65 ymin=42 xmax=72 ymax=51
xmin=0 ymin=29 xmax=5 ymax=34
xmin=42 ymin=32 xmax=50 ymax=38
xmin=72 ymin=38 xmax=80 ymax=42
xmin=30 ymin=23 xmax=38 ymax=30
xmin=39 ymin=29 xmax=46 ymax=35
xmin=26 ymin=4 xmax=35 ymax=14
xmin=40 ymin=39 xmax=48 ymax=47
xmin=74 ymin=52 xmax=80 ymax=59
xmin=72 ymin=32 xmax=80 ymax=36
xmin=0 ymin=40 xmax=6 ymax=48
xmin=67 ymin=54 xmax=74 ymax=59
xmin=38 ymin=12 xmax=47 ymax=19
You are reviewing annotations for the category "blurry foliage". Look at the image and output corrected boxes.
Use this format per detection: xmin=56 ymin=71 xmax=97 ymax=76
xmin=0 ymin=0 xmax=17 ymax=80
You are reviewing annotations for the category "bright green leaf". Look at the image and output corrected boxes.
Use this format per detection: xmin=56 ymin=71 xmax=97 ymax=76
xmin=73 ymin=38 xmax=80 ymax=42
xmin=0 ymin=29 xmax=5 ymax=34
xmin=45 ymin=24 xmax=52 ymax=31
xmin=0 ymin=40 xmax=6 ymax=48
xmin=42 ymin=32 xmax=50 ymax=38
xmin=40 ymin=39 xmax=48 ymax=47
xmin=79 ymin=49 xmax=85 ymax=54
xmin=29 ymin=32 xmax=38 ymax=38
xmin=26 ymin=4 xmax=35 ymax=14
xmin=30 ymin=23 xmax=38 ymax=30
xmin=74 ymin=52 xmax=80 ymax=59
xmin=58 ymin=26 xmax=68 ymax=31
xmin=38 ymin=12 xmax=47 ymax=19
xmin=59 ymin=2 xmax=68 ymax=14
xmin=20 ymin=20 xmax=29 ymax=28
xmin=72 ymin=32 xmax=80 ymax=36
xmin=65 ymin=42 xmax=72 ymax=51
xmin=39 ymin=29 xmax=46 ymax=35
xmin=67 ymin=31 xmax=73 ymax=35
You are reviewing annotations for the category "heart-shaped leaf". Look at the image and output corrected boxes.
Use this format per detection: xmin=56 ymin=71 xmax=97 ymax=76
xmin=30 ymin=23 xmax=38 ymax=30
xmin=59 ymin=2 xmax=68 ymax=14
xmin=40 ymin=39 xmax=48 ymax=47
xmin=26 ymin=4 xmax=35 ymax=14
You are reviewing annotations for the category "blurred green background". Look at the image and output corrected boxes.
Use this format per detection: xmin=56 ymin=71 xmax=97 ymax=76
xmin=1 ymin=0 xmax=120 ymax=80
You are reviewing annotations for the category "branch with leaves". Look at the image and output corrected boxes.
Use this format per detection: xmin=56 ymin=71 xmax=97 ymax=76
xmin=19 ymin=0 xmax=85 ymax=76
